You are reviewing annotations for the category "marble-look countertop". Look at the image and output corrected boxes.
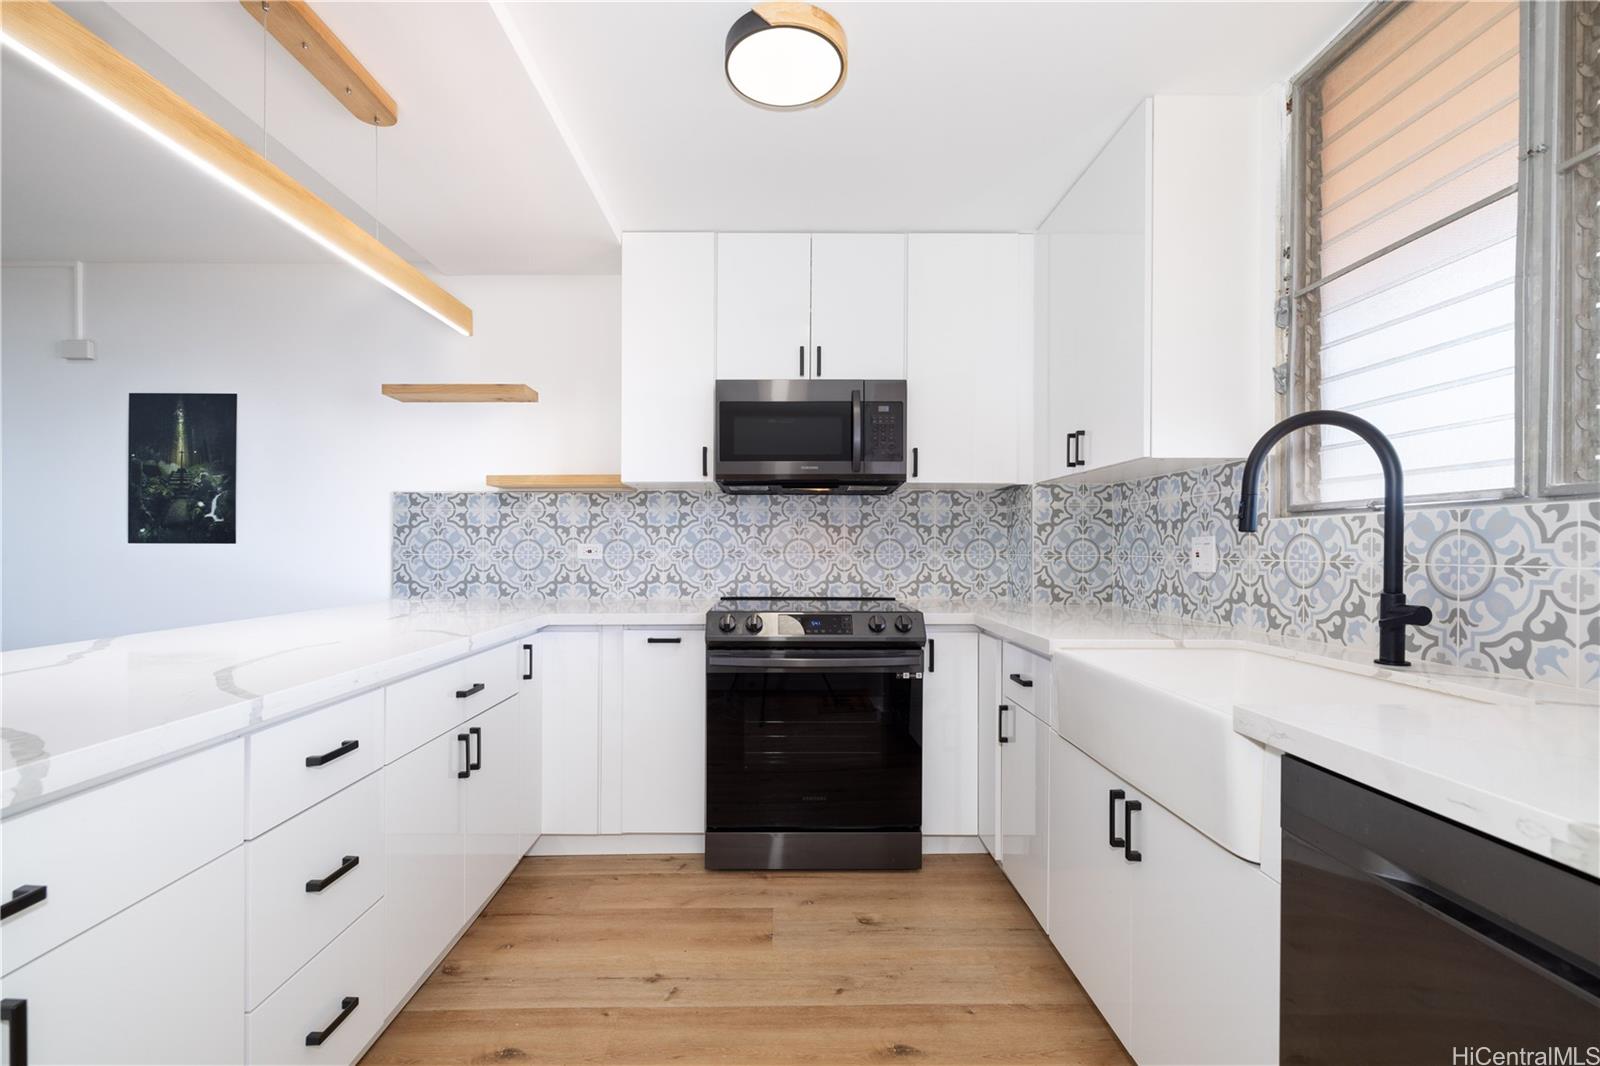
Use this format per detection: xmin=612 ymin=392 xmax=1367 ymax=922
xmin=5 ymin=599 xmax=1595 ymax=880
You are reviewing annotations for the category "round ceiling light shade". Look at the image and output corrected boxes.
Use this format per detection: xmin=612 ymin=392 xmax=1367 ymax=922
xmin=725 ymin=4 xmax=847 ymax=110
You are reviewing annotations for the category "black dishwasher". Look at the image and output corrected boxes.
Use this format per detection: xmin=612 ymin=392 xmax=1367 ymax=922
xmin=1281 ymin=757 xmax=1600 ymax=1065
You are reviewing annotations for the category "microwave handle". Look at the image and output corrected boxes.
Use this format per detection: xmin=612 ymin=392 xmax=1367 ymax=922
xmin=851 ymin=389 xmax=864 ymax=473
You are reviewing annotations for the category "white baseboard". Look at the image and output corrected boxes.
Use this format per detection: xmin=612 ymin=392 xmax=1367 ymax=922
xmin=527 ymin=833 xmax=988 ymax=857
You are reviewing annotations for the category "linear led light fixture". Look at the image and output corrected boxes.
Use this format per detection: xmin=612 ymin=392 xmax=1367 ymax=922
xmin=0 ymin=1 xmax=473 ymax=336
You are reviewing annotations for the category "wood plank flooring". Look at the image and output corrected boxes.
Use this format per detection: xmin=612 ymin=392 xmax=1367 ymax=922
xmin=361 ymin=853 xmax=1132 ymax=1065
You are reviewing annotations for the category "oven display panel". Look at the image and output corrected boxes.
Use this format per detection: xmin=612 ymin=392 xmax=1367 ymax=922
xmin=794 ymin=614 xmax=853 ymax=635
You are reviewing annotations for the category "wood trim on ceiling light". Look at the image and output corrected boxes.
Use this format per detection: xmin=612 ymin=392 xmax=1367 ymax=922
xmin=0 ymin=0 xmax=472 ymax=336
xmin=239 ymin=0 xmax=398 ymax=127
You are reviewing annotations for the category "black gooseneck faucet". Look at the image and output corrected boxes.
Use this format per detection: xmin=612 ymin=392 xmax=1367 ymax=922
xmin=1236 ymin=410 xmax=1432 ymax=668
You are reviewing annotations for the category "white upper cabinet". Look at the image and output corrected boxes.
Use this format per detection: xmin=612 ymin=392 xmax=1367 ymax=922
xmin=621 ymin=233 xmax=716 ymax=485
xmin=907 ymin=234 xmax=1030 ymax=485
xmin=1038 ymin=96 xmax=1272 ymax=483
xmin=810 ymin=234 xmax=906 ymax=379
xmin=716 ymin=233 xmax=813 ymax=379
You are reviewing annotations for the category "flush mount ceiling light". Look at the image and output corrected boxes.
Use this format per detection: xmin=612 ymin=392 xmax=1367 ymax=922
xmin=725 ymin=3 xmax=846 ymax=111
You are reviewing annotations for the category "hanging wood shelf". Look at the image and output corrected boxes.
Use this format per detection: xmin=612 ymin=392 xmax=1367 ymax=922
xmin=485 ymin=474 xmax=630 ymax=492
xmin=383 ymin=384 xmax=538 ymax=403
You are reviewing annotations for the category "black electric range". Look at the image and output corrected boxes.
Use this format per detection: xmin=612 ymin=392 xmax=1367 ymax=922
xmin=704 ymin=597 xmax=925 ymax=871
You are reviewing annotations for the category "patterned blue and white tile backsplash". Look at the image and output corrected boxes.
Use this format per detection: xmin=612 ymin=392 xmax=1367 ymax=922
xmin=394 ymin=465 xmax=1596 ymax=690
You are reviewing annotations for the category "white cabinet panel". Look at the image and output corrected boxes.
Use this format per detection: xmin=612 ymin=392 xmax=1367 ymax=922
xmin=907 ymin=234 xmax=1026 ymax=485
xmin=716 ymin=234 xmax=812 ymax=379
xmin=1128 ymin=794 xmax=1279 ymax=1066
xmin=1048 ymin=734 xmax=1134 ymax=1045
xmin=621 ymin=233 xmax=716 ymax=484
xmin=999 ymin=703 xmax=1048 ymax=929
xmin=0 ymin=741 xmax=243 ymax=976
xmin=0 ymin=849 xmax=245 ymax=1065
xmin=382 ymin=729 xmax=464 ymax=1004
xmin=385 ymin=643 xmax=518 ymax=762
xmin=976 ymin=633 xmax=1002 ymax=856
xmin=246 ymin=773 xmax=384 ymax=1009
xmin=540 ymin=630 xmax=602 ymax=835
xmin=620 ymin=629 xmax=707 ymax=833
xmin=462 ymin=694 xmax=530 ymax=911
xmin=921 ymin=628 xmax=977 ymax=836
xmin=246 ymin=900 xmax=389 ymax=1066
xmin=517 ymin=639 xmax=543 ymax=853
xmin=810 ymin=234 xmax=905 ymax=379
xmin=247 ymin=690 xmax=382 ymax=837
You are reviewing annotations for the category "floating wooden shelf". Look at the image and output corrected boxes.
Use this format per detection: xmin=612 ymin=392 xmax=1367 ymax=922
xmin=486 ymin=474 xmax=630 ymax=492
xmin=383 ymin=384 xmax=539 ymax=403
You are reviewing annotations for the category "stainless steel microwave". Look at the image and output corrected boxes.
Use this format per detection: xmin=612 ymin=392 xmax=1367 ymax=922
xmin=713 ymin=379 xmax=907 ymax=494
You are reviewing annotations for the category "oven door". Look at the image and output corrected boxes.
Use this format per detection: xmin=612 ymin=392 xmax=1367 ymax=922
xmin=706 ymin=649 xmax=923 ymax=833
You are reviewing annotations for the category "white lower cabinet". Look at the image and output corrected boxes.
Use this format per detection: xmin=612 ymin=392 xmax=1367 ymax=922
xmin=540 ymin=630 xmax=603 ymax=835
xmin=999 ymin=703 xmax=1049 ymax=928
xmin=382 ymin=727 xmax=465 ymax=1005
xmin=620 ymin=629 xmax=707 ymax=833
xmin=463 ymin=693 xmax=534 ymax=909
xmin=1047 ymin=733 xmax=1278 ymax=1065
xmin=976 ymin=633 xmax=1002 ymax=855
xmin=0 ymin=849 xmax=245 ymax=1064
xmin=247 ymin=900 xmax=389 ymax=1066
xmin=922 ymin=628 xmax=978 ymax=836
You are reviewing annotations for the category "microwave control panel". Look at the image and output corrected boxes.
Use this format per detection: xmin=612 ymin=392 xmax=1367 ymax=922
xmin=866 ymin=402 xmax=905 ymax=461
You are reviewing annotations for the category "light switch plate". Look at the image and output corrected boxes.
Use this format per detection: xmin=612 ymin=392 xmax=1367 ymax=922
xmin=1190 ymin=535 xmax=1217 ymax=576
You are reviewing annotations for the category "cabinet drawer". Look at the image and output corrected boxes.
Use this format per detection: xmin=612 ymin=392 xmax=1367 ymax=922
xmin=247 ymin=774 xmax=384 ymax=1009
xmin=0 ymin=741 xmax=243 ymax=975
xmin=1002 ymin=643 xmax=1047 ymax=717
xmin=386 ymin=643 xmax=518 ymax=761
xmin=247 ymin=899 xmax=389 ymax=1066
xmin=248 ymin=691 xmax=383 ymax=838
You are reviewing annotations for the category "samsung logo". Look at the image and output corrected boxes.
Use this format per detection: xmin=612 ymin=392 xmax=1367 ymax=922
xmin=800 ymin=465 xmax=820 ymax=471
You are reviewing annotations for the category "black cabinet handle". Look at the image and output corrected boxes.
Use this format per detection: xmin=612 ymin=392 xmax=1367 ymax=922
xmin=912 ymin=447 xmax=919 ymax=478
xmin=1008 ymin=672 xmax=1033 ymax=688
xmin=702 ymin=445 xmax=708 ymax=478
xmin=3 ymin=998 xmax=26 ymax=1066
xmin=305 ymin=740 xmax=358 ymax=768
xmin=798 ymin=345 xmax=805 ymax=376
xmin=998 ymin=703 xmax=1010 ymax=744
xmin=1123 ymin=800 xmax=1143 ymax=862
xmin=1 ymin=885 xmax=46 ymax=920
xmin=455 ymin=682 xmax=485 ymax=699
xmin=305 ymin=996 xmax=359 ymax=1047
xmin=457 ymin=733 xmax=471 ymax=779
xmin=928 ymin=638 xmax=935 ymax=673
xmin=305 ymin=855 xmax=359 ymax=893
xmin=1071 ymin=430 xmax=1087 ymax=468
xmin=1108 ymin=789 xmax=1125 ymax=848
xmin=815 ymin=345 xmax=822 ymax=377
xmin=468 ymin=726 xmax=483 ymax=771
xmin=647 ymin=637 xmax=682 ymax=644
xmin=522 ymin=643 xmax=534 ymax=681
xmin=1067 ymin=433 xmax=1074 ymax=468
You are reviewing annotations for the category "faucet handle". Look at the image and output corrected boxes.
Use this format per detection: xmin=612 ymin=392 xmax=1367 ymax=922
xmin=1378 ymin=592 xmax=1432 ymax=627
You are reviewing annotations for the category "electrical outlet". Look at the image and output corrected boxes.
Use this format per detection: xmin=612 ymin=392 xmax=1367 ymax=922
xmin=573 ymin=542 xmax=602 ymax=561
xmin=1190 ymin=535 xmax=1217 ymax=576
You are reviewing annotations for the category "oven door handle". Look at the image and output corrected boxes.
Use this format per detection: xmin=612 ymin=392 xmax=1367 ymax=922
xmin=708 ymin=652 xmax=923 ymax=674
xmin=851 ymin=389 xmax=864 ymax=473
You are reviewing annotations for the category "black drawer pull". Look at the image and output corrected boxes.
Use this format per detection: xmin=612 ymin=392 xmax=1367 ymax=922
xmin=305 ymin=996 xmax=359 ymax=1047
xmin=468 ymin=726 xmax=483 ymax=771
xmin=457 ymin=733 xmax=471 ymax=779
xmin=1 ymin=885 xmax=46 ymax=920
xmin=1108 ymin=789 xmax=1125 ymax=848
xmin=997 ymin=703 xmax=1010 ymax=744
xmin=1008 ymin=673 xmax=1033 ymax=688
xmin=305 ymin=855 xmax=359 ymax=893
xmin=1123 ymin=800 xmax=1143 ymax=862
xmin=305 ymin=739 xmax=358 ymax=768
xmin=522 ymin=642 xmax=533 ymax=681
xmin=647 ymin=637 xmax=682 ymax=644
xmin=455 ymin=682 xmax=485 ymax=699
xmin=3 ymin=998 xmax=26 ymax=1066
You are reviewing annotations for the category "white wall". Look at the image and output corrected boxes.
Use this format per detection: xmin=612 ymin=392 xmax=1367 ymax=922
xmin=1 ymin=263 xmax=619 ymax=650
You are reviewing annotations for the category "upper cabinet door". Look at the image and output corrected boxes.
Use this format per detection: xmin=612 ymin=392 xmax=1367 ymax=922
xmin=716 ymin=233 xmax=812 ymax=379
xmin=622 ymin=233 xmax=716 ymax=484
xmin=810 ymin=234 xmax=906 ymax=379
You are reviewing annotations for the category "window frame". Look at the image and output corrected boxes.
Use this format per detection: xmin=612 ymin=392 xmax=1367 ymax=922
xmin=1279 ymin=0 xmax=1572 ymax=513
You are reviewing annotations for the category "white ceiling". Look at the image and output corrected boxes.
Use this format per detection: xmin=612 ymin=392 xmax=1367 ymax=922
xmin=505 ymin=1 xmax=1364 ymax=233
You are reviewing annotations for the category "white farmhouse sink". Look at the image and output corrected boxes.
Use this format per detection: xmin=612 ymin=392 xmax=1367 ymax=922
xmin=1052 ymin=644 xmax=1496 ymax=862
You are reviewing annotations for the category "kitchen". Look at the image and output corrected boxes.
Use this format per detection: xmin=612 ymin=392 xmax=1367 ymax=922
xmin=1 ymin=1 xmax=1596 ymax=1064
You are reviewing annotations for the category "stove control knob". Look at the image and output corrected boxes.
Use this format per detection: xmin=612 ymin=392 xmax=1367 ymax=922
xmin=894 ymin=615 xmax=914 ymax=633
xmin=717 ymin=614 xmax=738 ymax=633
xmin=867 ymin=615 xmax=887 ymax=633
xmin=744 ymin=614 xmax=764 ymax=634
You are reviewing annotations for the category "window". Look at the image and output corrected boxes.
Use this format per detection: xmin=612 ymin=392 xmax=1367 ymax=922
xmin=1288 ymin=1 xmax=1599 ymax=507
